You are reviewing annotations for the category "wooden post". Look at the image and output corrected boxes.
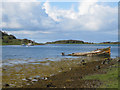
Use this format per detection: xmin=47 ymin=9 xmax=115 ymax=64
xmin=62 ymin=53 xmax=65 ymax=56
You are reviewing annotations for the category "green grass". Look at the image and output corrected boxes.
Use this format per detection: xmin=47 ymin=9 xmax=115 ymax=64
xmin=84 ymin=64 xmax=119 ymax=88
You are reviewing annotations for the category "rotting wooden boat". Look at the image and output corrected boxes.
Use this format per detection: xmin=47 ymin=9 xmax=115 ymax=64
xmin=62 ymin=47 xmax=111 ymax=57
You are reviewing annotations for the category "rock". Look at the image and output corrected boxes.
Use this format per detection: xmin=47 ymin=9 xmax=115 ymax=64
xmin=46 ymin=83 xmax=56 ymax=88
xmin=50 ymin=74 xmax=55 ymax=77
xmin=4 ymin=83 xmax=10 ymax=87
xmin=83 ymin=63 xmax=86 ymax=65
xmin=81 ymin=60 xmax=85 ymax=62
xmin=96 ymin=65 xmax=100 ymax=69
xmin=58 ymin=70 xmax=62 ymax=72
xmin=101 ymin=60 xmax=106 ymax=64
xmin=118 ymin=59 xmax=120 ymax=62
xmin=26 ymin=77 xmax=33 ymax=81
xmin=44 ymin=77 xmax=48 ymax=80
xmin=34 ymin=75 xmax=40 ymax=79
xmin=26 ymin=83 xmax=31 ymax=85
xmin=3 ymin=68 xmax=6 ymax=71
xmin=31 ymin=79 xmax=38 ymax=82
xmin=22 ymin=78 xmax=27 ymax=81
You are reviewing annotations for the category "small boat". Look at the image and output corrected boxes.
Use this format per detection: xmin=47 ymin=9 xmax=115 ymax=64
xmin=27 ymin=43 xmax=34 ymax=46
xmin=21 ymin=44 xmax=26 ymax=46
xmin=62 ymin=47 xmax=111 ymax=57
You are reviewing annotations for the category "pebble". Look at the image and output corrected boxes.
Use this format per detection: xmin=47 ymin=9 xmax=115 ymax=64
xmin=22 ymin=78 xmax=27 ymax=81
xmin=26 ymin=83 xmax=31 ymax=85
xmin=96 ymin=65 xmax=100 ymax=69
xmin=34 ymin=75 xmax=40 ymax=78
xmin=44 ymin=77 xmax=48 ymax=80
xmin=31 ymin=79 xmax=38 ymax=82
xmin=69 ymin=68 xmax=72 ymax=70
xmin=50 ymin=74 xmax=55 ymax=77
xmin=58 ymin=70 xmax=62 ymax=72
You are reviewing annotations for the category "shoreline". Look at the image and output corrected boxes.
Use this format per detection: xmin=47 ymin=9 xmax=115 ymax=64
xmin=2 ymin=57 xmax=119 ymax=88
xmin=1 ymin=43 xmax=119 ymax=45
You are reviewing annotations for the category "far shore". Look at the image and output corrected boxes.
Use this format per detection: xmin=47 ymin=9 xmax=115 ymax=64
xmin=1 ymin=43 xmax=119 ymax=45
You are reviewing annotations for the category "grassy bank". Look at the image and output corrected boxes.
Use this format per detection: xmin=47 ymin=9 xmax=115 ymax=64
xmin=83 ymin=63 xmax=119 ymax=88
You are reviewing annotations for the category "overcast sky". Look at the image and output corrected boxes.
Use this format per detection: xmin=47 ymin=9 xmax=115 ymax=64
xmin=1 ymin=0 xmax=118 ymax=43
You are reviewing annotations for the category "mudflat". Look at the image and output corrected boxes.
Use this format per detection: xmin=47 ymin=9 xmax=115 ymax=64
xmin=2 ymin=57 xmax=119 ymax=88
xmin=25 ymin=58 xmax=118 ymax=88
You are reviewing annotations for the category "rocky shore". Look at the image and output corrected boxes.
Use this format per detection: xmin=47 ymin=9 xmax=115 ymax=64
xmin=2 ymin=57 xmax=119 ymax=88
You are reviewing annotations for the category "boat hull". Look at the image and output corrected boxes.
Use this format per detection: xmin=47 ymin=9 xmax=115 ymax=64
xmin=62 ymin=47 xmax=111 ymax=57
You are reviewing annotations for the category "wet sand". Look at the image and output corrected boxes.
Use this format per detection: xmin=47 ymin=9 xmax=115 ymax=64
xmin=2 ymin=57 xmax=119 ymax=88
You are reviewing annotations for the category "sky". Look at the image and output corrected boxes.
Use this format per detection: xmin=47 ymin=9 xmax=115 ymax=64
xmin=1 ymin=0 xmax=118 ymax=43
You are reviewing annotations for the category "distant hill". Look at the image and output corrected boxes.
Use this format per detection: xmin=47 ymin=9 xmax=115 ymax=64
xmin=0 ymin=31 xmax=44 ymax=45
xmin=1 ymin=31 xmax=119 ymax=45
xmin=46 ymin=40 xmax=94 ymax=44
xmin=46 ymin=40 xmax=120 ymax=44
xmin=99 ymin=42 xmax=120 ymax=44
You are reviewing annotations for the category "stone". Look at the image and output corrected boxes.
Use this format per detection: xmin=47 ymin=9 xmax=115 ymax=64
xmin=46 ymin=83 xmax=56 ymax=88
xmin=96 ymin=65 xmax=100 ymax=69
xmin=4 ymin=83 xmax=10 ymax=87
xmin=31 ymin=79 xmax=38 ymax=82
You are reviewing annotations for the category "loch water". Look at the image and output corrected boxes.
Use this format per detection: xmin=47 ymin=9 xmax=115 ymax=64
xmin=2 ymin=44 xmax=119 ymax=66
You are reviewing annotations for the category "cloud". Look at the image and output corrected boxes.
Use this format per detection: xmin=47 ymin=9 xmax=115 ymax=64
xmin=1 ymin=1 xmax=118 ymax=42
xmin=78 ymin=0 xmax=98 ymax=15
xmin=6 ymin=30 xmax=53 ymax=35
xmin=2 ymin=0 xmax=37 ymax=2
xmin=2 ymin=2 xmax=56 ymax=30
xmin=42 ymin=1 xmax=117 ymax=31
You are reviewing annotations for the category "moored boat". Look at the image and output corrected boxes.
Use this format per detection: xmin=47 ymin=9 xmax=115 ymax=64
xmin=62 ymin=47 xmax=111 ymax=57
xmin=21 ymin=44 xmax=26 ymax=46
xmin=27 ymin=43 xmax=34 ymax=46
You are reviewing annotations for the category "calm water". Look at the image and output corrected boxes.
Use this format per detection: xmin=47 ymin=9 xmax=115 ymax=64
xmin=2 ymin=44 xmax=118 ymax=66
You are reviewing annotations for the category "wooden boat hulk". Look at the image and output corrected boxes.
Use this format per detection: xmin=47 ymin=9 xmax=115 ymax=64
xmin=62 ymin=47 xmax=111 ymax=57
